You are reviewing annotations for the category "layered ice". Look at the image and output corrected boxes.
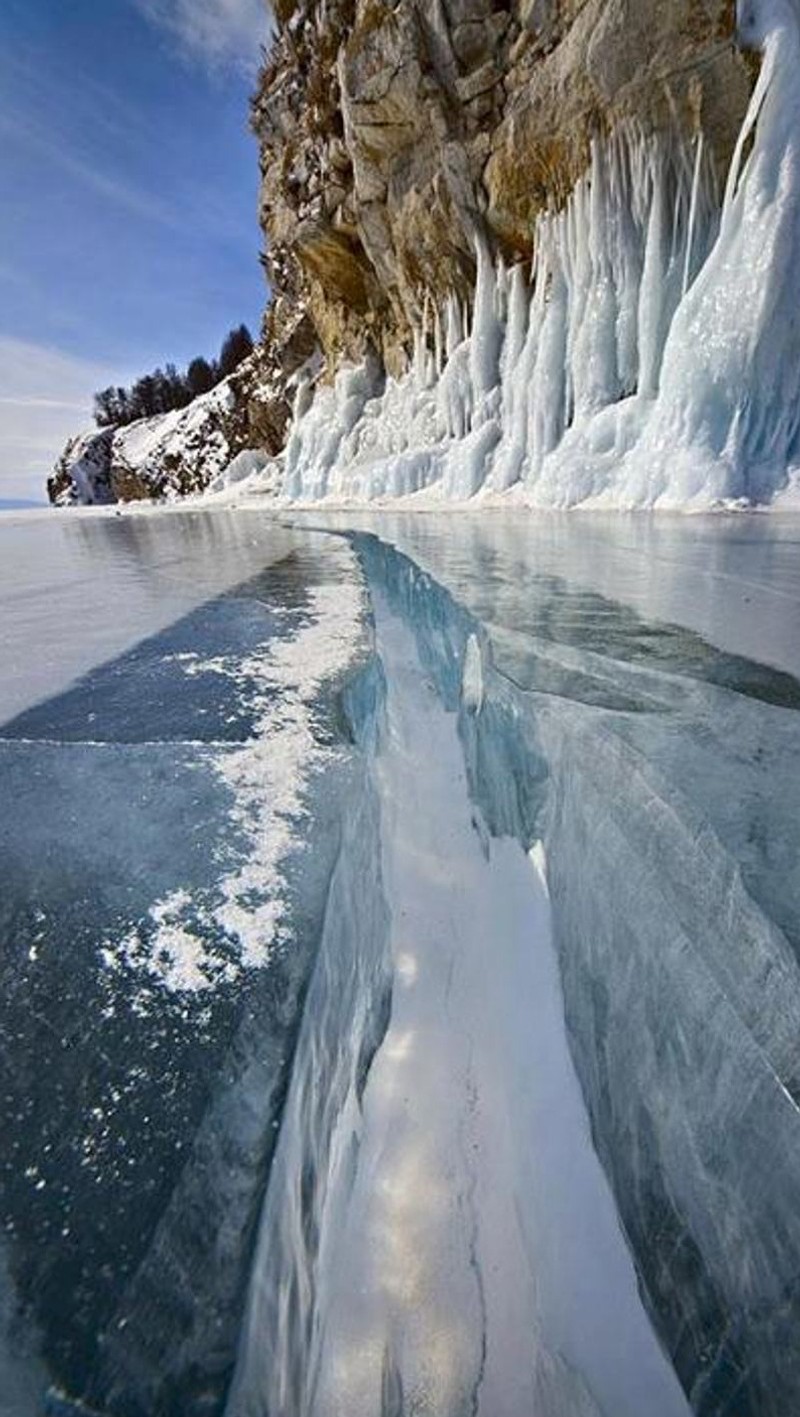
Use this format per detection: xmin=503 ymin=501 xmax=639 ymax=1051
xmin=258 ymin=0 xmax=800 ymax=510
xmin=227 ymin=579 xmax=689 ymax=1417
xmin=339 ymin=521 xmax=800 ymax=1417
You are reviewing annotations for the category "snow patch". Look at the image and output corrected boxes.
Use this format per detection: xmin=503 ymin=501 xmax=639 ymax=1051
xmin=99 ymin=543 xmax=366 ymax=998
xmin=100 ymin=890 xmax=230 ymax=996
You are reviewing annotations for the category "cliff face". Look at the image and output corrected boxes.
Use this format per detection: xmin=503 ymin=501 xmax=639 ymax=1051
xmin=253 ymin=0 xmax=750 ymax=379
xmin=51 ymin=0 xmax=755 ymax=504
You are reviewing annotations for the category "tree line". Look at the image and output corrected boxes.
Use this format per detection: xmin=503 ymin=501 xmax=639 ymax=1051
xmin=93 ymin=325 xmax=254 ymax=428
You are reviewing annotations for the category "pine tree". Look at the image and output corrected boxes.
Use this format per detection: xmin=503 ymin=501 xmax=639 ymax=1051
xmin=92 ymin=322 xmax=255 ymax=429
xmin=93 ymin=388 xmax=118 ymax=427
xmin=186 ymin=356 xmax=216 ymax=397
xmin=218 ymin=324 xmax=254 ymax=379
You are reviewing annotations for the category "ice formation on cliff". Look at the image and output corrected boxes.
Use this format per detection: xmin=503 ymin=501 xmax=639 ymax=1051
xmin=277 ymin=0 xmax=800 ymax=509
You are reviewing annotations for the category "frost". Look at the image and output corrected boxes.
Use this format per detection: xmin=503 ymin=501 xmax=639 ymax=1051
xmin=100 ymin=890 xmax=235 ymax=995
xmin=98 ymin=543 xmax=367 ymax=999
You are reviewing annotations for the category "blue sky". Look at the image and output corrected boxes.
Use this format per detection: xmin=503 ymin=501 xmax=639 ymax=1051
xmin=0 ymin=0 xmax=271 ymax=501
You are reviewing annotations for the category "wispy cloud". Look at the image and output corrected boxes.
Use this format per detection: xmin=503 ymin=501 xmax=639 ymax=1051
xmin=0 ymin=45 xmax=161 ymax=151
xmin=0 ymin=338 xmax=127 ymax=502
xmin=0 ymin=108 xmax=180 ymax=229
xmin=134 ymin=0 xmax=273 ymax=74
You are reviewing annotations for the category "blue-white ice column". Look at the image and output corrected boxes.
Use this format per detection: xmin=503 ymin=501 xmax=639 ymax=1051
xmin=279 ymin=0 xmax=800 ymax=508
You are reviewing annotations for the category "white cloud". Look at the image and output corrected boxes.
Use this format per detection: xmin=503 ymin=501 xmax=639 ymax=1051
xmin=134 ymin=0 xmax=273 ymax=74
xmin=0 ymin=338 xmax=124 ymax=503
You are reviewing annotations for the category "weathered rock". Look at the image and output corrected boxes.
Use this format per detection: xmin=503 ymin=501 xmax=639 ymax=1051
xmin=48 ymin=427 xmax=116 ymax=506
xmin=51 ymin=0 xmax=755 ymax=502
xmin=246 ymin=298 xmax=318 ymax=455
xmin=251 ymin=0 xmax=751 ymax=382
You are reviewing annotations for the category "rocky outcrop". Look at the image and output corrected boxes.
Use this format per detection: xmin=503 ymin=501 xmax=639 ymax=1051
xmin=51 ymin=0 xmax=755 ymax=503
xmin=48 ymin=370 xmax=253 ymax=506
xmin=252 ymin=0 xmax=751 ymax=377
xmin=49 ymin=299 xmax=318 ymax=505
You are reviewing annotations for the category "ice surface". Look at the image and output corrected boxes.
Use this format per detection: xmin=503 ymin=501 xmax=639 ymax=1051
xmin=228 ymin=594 xmax=689 ymax=1417
xmin=0 ymin=1242 xmax=46 ymax=1417
xmin=4 ymin=505 xmax=800 ymax=1416
xmin=0 ymin=508 xmax=324 ymax=724
xmin=313 ymin=508 xmax=800 ymax=680
xmin=332 ymin=518 xmax=800 ymax=1417
xmin=0 ymin=516 xmax=371 ymax=1413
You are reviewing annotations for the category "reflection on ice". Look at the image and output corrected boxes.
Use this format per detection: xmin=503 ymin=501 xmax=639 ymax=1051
xmin=228 ymin=581 xmax=690 ymax=1417
xmin=4 ymin=507 xmax=800 ymax=1417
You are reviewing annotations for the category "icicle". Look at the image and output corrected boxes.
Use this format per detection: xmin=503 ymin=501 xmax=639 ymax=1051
xmin=412 ymin=323 xmax=424 ymax=387
xmin=637 ymin=145 xmax=668 ymax=399
xmin=469 ymin=236 xmax=502 ymax=405
xmin=609 ymin=130 xmax=644 ymax=395
xmin=722 ymin=25 xmax=772 ymax=218
xmin=494 ymin=253 xmax=509 ymax=325
xmin=622 ymin=0 xmax=800 ymax=502
xmin=528 ymin=232 xmax=569 ymax=476
xmin=433 ymin=303 xmax=444 ymax=378
xmin=502 ymin=264 xmax=529 ymax=377
xmin=445 ymin=294 xmax=463 ymax=359
xmin=567 ymin=138 xmax=623 ymax=416
xmin=411 ymin=297 xmax=434 ymax=391
xmin=682 ymin=133 xmax=705 ymax=296
xmin=490 ymin=264 xmax=532 ymax=491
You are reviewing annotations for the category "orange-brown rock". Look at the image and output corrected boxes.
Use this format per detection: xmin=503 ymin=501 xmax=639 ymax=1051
xmin=251 ymin=0 xmax=752 ymax=381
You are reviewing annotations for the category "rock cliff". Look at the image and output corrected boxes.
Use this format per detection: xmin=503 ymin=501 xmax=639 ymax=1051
xmin=253 ymin=0 xmax=750 ymax=377
xmin=50 ymin=0 xmax=754 ymax=503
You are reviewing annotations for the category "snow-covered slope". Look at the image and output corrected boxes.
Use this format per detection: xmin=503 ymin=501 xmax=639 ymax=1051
xmin=48 ymin=378 xmax=251 ymax=506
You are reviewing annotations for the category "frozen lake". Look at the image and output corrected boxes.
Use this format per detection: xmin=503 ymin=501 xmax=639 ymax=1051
xmin=1 ymin=506 xmax=800 ymax=1417
xmin=0 ymin=507 xmax=334 ymax=724
xmin=0 ymin=508 xmax=370 ymax=1416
